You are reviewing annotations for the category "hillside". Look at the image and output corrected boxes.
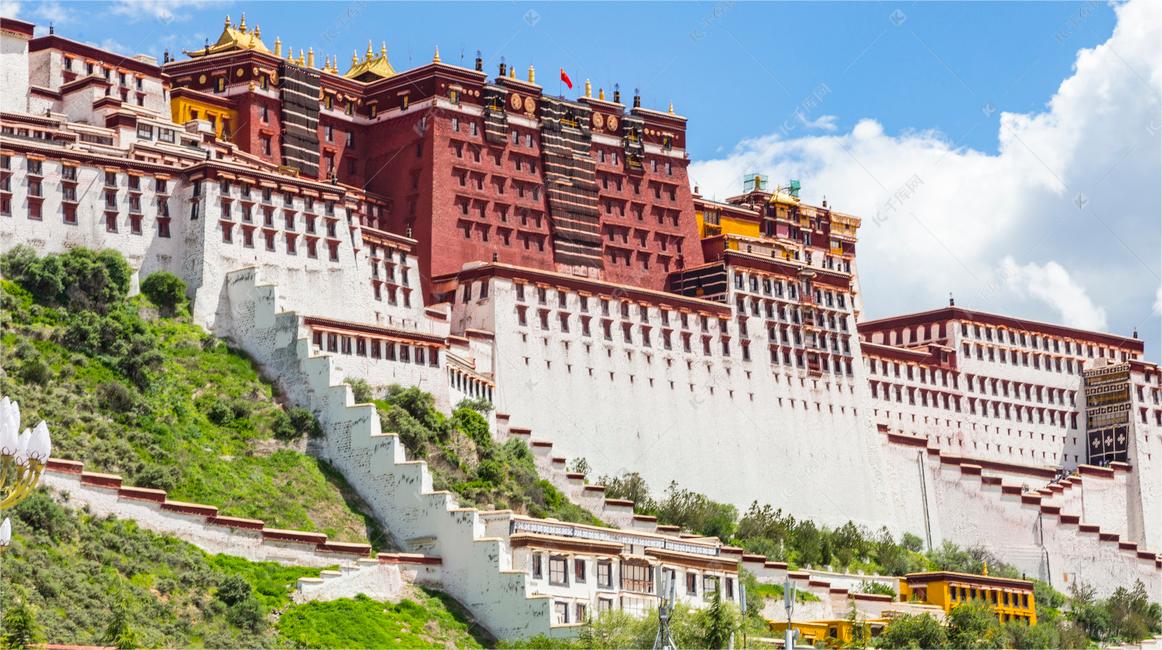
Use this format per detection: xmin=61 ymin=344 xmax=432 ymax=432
xmin=0 ymin=246 xmax=381 ymax=546
xmin=0 ymin=489 xmax=486 ymax=648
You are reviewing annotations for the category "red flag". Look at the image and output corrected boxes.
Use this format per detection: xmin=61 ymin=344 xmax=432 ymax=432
xmin=560 ymin=68 xmax=573 ymax=90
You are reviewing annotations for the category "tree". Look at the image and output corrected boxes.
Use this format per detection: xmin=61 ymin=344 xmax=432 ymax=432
xmin=697 ymin=587 xmax=738 ymax=650
xmin=101 ymin=601 xmax=139 ymax=649
xmin=875 ymin=613 xmax=947 ymax=649
xmin=0 ymin=599 xmax=43 ymax=650
xmin=946 ymin=600 xmax=1005 ymax=649
xmin=140 ymin=271 xmax=187 ymax=315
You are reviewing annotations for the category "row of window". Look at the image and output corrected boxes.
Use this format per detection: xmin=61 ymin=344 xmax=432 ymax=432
xmin=870 ymin=382 xmax=1079 ymax=428
xmin=310 ymin=331 xmax=438 ymax=366
xmin=960 ymin=322 xmax=1133 ymax=360
xmin=220 ymin=223 xmax=339 ymax=261
xmin=217 ymin=180 xmax=335 ymax=214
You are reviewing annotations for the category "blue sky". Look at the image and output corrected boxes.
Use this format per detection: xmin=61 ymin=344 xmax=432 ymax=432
xmin=17 ymin=1 xmax=1117 ymax=160
xmin=7 ymin=1 xmax=1160 ymax=360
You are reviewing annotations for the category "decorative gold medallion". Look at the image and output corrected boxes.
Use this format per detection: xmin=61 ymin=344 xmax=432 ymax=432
xmin=607 ymin=115 xmax=619 ymax=131
xmin=523 ymin=96 xmax=535 ymax=113
xmin=592 ymin=112 xmax=604 ymax=129
xmin=510 ymin=94 xmax=522 ymax=110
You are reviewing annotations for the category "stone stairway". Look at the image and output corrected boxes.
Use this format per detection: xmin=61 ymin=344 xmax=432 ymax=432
xmin=218 ymin=267 xmax=564 ymax=640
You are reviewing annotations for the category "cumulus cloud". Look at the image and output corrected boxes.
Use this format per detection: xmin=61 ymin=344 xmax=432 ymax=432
xmin=999 ymin=257 xmax=1108 ymax=331
xmin=691 ymin=0 xmax=1161 ymax=359
xmin=0 ymin=0 xmax=22 ymax=19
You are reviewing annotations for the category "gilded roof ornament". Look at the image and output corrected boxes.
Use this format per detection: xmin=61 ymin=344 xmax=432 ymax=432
xmin=344 ymin=40 xmax=398 ymax=80
xmin=433 ymin=46 xmax=441 ymax=63
xmin=184 ymin=13 xmax=270 ymax=57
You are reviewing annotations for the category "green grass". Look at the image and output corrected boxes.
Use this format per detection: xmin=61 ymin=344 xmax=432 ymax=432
xmin=2 ymin=489 xmax=485 ymax=648
xmin=0 ymin=279 xmax=386 ymax=547
xmin=277 ymin=592 xmax=489 ymax=649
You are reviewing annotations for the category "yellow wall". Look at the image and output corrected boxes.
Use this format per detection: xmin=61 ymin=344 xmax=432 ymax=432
xmin=696 ymin=208 xmax=760 ymax=240
xmin=171 ymin=97 xmax=237 ymax=141
xmin=768 ymin=619 xmax=884 ymax=647
xmin=901 ymin=578 xmax=1037 ymax=625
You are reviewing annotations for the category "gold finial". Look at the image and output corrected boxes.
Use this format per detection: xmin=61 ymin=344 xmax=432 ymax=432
xmin=584 ymin=79 xmax=591 ymax=98
xmin=433 ymin=46 xmax=441 ymax=63
xmin=668 ymin=101 xmax=674 ymax=115
xmin=239 ymin=12 xmax=247 ymax=33
xmin=599 ymin=87 xmax=605 ymax=101
xmin=380 ymin=42 xmax=387 ymax=59
xmin=224 ymin=14 xmax=231 ymax=28
xmin=298 ymin=49 xmax=305 ymax=66
xmin=366 ymin=40 xmax=374 ymax=61
xmin=286 ymin=45 xmax=294 ymax=61
xmin=508 ymin=65 xmax=515 ymax=79
xmin=352 ymin=50 xmax=359 ymax=66
xmin=527 ymin=64 xmax=535 ymax=84
xmin=308 ymin=47 xmax=315 ymax=68
xmin=254 ymin=25 xmax=261 ymax=39
xmin=274 ymin=36 xmax=282 ymax=57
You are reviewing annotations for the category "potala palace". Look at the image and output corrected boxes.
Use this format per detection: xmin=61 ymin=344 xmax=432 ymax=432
xmin=2 ymin=14 xmax=1160 ymax=640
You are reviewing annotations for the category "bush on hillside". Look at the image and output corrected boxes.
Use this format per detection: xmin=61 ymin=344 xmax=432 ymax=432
xmin=1 ymin=245 xmax=131 ymax=313
xmin=140 ymin=271 xmax=187 ymax=315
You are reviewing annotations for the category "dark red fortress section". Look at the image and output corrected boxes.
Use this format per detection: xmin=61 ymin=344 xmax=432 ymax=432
xmin=165 ymin=52 xmax=705 ymax=292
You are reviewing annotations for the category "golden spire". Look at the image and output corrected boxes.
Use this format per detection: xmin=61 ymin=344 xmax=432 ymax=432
xmin=366 ymin=40 xmax=374 ymax=61
xmin=352 ymin=50 xmax=359 ymax=66
xmin=297 ymin=49 xmax=305 ymax=66
xmin=308 ymin=47 xmax=315 ymax=68
xmin=274 ymin=36 xmax=281 ymax=57
xmin=287 ymin=45 xmax=294 ymax=62
xmin=668 ymin=101 xmax=674 ymax=115
xmin=238 ymin=12 xmax=247 ymax=33
xmin=380 ymin=42 xmax=387 ymax=59
xmin=508 ymin=65 xmax=515 ymax=79
xmin=432 ymin=46 xmax=441 ymax=63
xmin=599 ymin=87 xmax=605 ymax=101
xmin=527 ymin=64 xmax=535 ymax=84
xmin=253 ymin=25 xmax=261 ymax=39
xmin=584 ymin=79 xmax=591 ymax=98
xmin=224 ymin=14 xmax=231 ymax=28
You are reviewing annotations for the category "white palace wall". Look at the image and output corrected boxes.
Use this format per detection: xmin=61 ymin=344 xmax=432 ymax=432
xmin=447 ymin=273 xmax=928 ymax=538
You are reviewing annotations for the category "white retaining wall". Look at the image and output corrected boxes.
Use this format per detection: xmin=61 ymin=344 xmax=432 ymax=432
xmin=218 ymin=266 xmax=558 ymax=640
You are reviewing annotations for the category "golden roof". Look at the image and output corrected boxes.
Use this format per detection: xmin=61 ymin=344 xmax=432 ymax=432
xmin=185 ymin=14 xmax=270 ymax=58
xmin=344 ymin=41 xmax=396 ymax=80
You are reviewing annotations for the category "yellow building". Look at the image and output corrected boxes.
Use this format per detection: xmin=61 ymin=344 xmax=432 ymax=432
xmin=768 ymin=618 xmax=888 ymax=648
xmin=899 ymin=571 xmax=1037 ymax=625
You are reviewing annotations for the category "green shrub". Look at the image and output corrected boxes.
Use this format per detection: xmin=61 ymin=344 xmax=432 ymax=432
xmin=288 ymin=406 xmax=323 ymax=438
xmin=345 ymin=377 xmax=373 ymax=403
xmin=875 ymin=613 xmax=948 ymax=649
xmin=205 ymin=399 xmax=233 ymax=425
xmin=96 ymin=382 xmax=138 ymax=414
xmin=270 ymin=409 xmax=297 ymax=441
xmin=140 ymin=272 xmax=187 ymax=315
xmin=18 ymin=358 xmax=50 ymax=385
xmin=1 ymin=599 xmax=44 ymax=650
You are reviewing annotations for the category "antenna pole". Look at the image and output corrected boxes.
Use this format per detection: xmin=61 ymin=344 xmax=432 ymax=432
xmin=784 ymin=576 xmax=796 ymax=650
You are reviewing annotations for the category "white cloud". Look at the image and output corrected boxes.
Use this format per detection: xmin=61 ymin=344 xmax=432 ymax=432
xmin=88 ymin=38 xmax=127 ymax=54
xmin=33 ymin=0 xmax=69 ymax=24
xmin=999 ymin=257 xmax=1108 ymax=331
xmin=109 ymin=0 xmax=218 ymax=23
xmin=691 ymin=0 xmax=1161 ymax=357
xmin=0 ymin=0 xmax=22 ymax=19
xmin=800 ymin=114 xmax=838 ymax=132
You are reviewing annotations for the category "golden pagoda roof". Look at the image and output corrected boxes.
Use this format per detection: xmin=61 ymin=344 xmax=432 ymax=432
xmin=344 ymin=41 xmax=396 ymax=81
xmin=185 ymin=14 xmax=270 ymax=57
